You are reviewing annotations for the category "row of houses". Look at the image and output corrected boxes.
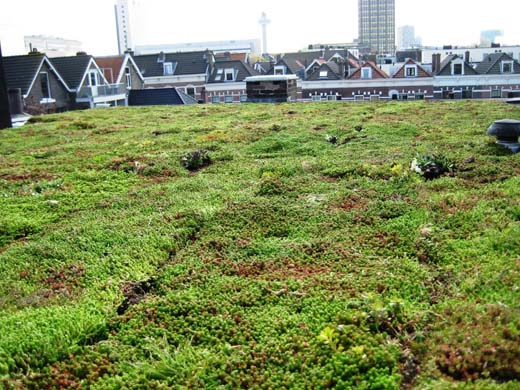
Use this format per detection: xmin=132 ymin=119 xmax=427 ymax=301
xmin=4 ymin=48 xmax=520 ymax=115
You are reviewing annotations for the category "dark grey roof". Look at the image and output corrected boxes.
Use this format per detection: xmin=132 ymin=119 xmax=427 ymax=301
xmin=437 ymin=54 xmax=478 ymax=76
xmin=50 ymin=55 xmax=93 ymax=89
xmin=475 ymin=52 xmax=520 ymax=74
xmin=307 ymin=62 xmax=342 ymax=81
xmin=253 ymin=61 xmax=271 ymax=74
xmin=208 ymin=60 xmax=257 ymax=83
xmin=128 ymin=87 xmax=197 ymax=106
xmin=3 ymin=54 xmax=45 ymax=95
xmin=133 ymin=51 xmax=210 ymax=77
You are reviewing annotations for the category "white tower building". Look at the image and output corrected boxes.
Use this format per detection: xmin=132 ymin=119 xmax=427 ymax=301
xmin=259 ymin=12 xmax=271 ymax=55
xmin=115 ymin=0 xmax=133 ymax=55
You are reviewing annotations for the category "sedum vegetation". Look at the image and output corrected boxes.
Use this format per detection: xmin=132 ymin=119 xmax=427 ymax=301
xmin=0 ymin=100 xmax=519 ymax=389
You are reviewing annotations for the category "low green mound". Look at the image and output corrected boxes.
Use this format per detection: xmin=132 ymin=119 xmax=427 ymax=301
xmin=0 ymin=101 xmax=519 ymax=389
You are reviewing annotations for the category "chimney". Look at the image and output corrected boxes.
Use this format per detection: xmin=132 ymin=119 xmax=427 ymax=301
xmin=465 ymin=50 xmax=470 ymax=63
xmin=8 ymin=89 xmax=24 ymax=116
xmin=76 ymin=51 xmax=87 ymax=56
xmin=158 ymin=51 xmax=165 ymax=63
xmin=124 ymin=49 xmax=134 ymax=57
xmin=432 ymin=53 xmax=441 ymax=74
xmin=339 ymin=59 xmax=346 ymax=79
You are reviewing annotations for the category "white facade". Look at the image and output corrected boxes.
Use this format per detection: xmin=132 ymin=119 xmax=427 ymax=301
xmin=115 ymin=0 xmax=134 ymax=55
xmin=423 ymin=45 xmax=520 ymax=64
xmin=135 ymin=40 xmax=261 ymax=55
xmin=24 ymin=35 xmax=82 ymax=58
xmin=397 ymin=26 xmax=417 ymax=50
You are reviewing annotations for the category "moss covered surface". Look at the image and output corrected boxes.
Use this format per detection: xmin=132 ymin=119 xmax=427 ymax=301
xmin=0 ymin=101 xmax=519 ymax=389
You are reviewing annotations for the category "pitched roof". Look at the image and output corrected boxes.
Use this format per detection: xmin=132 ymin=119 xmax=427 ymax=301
xmin=348 ymin=61 xmax=389 ymax=79
xmin=208 ymin=60 xmax=257 ymax=83
xmin=437 ymin=54 xmax=478 ymax=76
xmin=50 ymin=55 xmax=94 ymax=89
xmin=133 ymin=51 xmax=210 ymax=77
xmin=307 ymin=62 xmax=343 ymax=81
xmin=95 ymin=56 xmax=125 ymax=83
xmin=128 ymin=87 xmax=197 ymax=106
xmin=475 ymin=52 xmax=520 ymax=74
xmin=214 ymin=52 xmax=249 ymax=63
xmin=391 ymin=58 xmax=432 ymax=78
xmin=3 ymin=54 xmax=45 ymax=95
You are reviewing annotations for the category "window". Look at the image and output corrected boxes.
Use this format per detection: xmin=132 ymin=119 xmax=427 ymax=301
xmin=452 ymin=63 xmax=463 ymax=75
xmin=211 ymin=96 xmax=221 ymax=104
xmin=40 ymin=72 xmax=51 ymax=98
xmin=405 ymin=65 xmax=417 ymax=77
xmin=163 ymin=62 xmax=173 ymax=75
xmin=163 ymin=63 xmax=174 ymax=75
xmin=240 ymin=95 xmax=248 ymax=103
xmin=327 ymin=95 xmax=337 ymax=101
xmin=89 ymin=71 xmax=99 ymax=86
xmin=361 ymin=67 xmax=372 ymax=79
xmin=224 ymin=95 xmax=233 ymax=103
xmin=491 ymin=89 xmax=501 ymax=98
xmin=186 ymin=87 xmax=195 ymax=98
xmin=415 ymin=93 xmax=425 ymax=100
xmin=501 ymin=61 xmax=513 ymax=73
xmin=224 ymin=69 xmax=235 ymax=81
xmin=274 ymin=65 xmax=285 ymax=75
xmin=319 ymin=71 xmax=328 ymax=79
xmin=125 ymin=67 xmax=132 ymax=88
xmin=311 ymin=95 xmax=322 ymax=102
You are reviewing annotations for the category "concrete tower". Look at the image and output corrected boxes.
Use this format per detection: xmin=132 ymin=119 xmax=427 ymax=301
xmin=115 ymin=0 xmax=133 ymax=55
xmin=259 ymin=12 xmax=271 ymax=55
xmin=358 ymin=0 xmax=395 ymax=54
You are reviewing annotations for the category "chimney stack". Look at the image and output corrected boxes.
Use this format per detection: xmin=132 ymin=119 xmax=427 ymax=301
xmin=465 ymin=50 xmax=470 ymax=63
xmin=432 ymin=53 xmax=441 ymax=74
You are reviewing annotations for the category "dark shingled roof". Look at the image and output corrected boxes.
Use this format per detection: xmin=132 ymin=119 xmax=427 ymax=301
xmin=437 ymin=54 xmax=478 ymax=76
xmin=3 ymin=54 xmax=45 ymax=95
xmin=475 ymin=52 xmax=520 ymax=75
xmin=307 ymin=62 xmax=343 ymax=81
xmin=128 ymin=87 xmax=197 ymax=106
xmin=208 ymin=60 xmax=257 ymax=83
xmin=133 ymin=51 xmax=210 ymax=77
xmin=50 ymin=55 xmax=93 ymax=90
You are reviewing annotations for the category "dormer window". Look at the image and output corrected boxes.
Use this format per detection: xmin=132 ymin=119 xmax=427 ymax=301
xmin=319 ymin=71 xmax=328 ymax=79
xmin=501 ymin=61 xmax=514 ymax=73
xmin=405 ymin=65 xmax=417 ymax=77
xmin=163 ymin=62 xmax=173 ymax=75
xmin=274 ymin=65 xmax=285 ymax=75
xmin=452 ymin=61 xmax=463 ymax=75
xmin=361 ymin=67 xmax=372 ymax=79
xmin=225 ymin=68 xmax=235 ymax=81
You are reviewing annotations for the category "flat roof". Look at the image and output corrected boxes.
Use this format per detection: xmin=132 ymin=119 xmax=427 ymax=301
xmin=245 ymin=75 xmax=299 ymax=82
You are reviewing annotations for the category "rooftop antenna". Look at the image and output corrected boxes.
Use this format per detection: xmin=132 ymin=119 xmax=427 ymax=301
xmin=259 ymin=12 xmax=271 ymax=55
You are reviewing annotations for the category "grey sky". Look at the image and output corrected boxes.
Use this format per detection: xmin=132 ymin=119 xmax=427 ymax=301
xmin=0 ymin=0 xmax=519 ymax=56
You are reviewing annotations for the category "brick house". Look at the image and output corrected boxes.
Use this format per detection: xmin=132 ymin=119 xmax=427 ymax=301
xmin=95 ymin=53 xmax=144 ymax=92
xmin=3 ymin=53 xmax=71 ymax=114
xmin=50 ymin=54 xmax=127 ymax=108
xmin=133 ymin=51 xmax=214 ymax=102
xmin=205 ymin=60 xmax=257 ymax=103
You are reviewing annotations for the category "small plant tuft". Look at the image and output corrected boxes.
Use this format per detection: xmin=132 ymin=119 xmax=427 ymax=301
xmin=180 ymin=150 xmax=212 ymax=171
xmin=411 ymin=154 xmax=455 ymax=180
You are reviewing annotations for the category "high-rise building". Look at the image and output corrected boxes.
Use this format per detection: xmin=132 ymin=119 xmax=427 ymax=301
xmin=358 ymin=0 xmax=395 ymax=54
xmin=115 ymin=0 xmax=133 ymax=55
xmin=480 ymin=30 xmax=503 ymax=47
xmin=397 ymin=26 xmax=417 ymax=50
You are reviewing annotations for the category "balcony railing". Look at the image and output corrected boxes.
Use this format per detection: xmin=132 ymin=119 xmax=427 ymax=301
xmin=77 ymin=84 xmax=126 ymax=99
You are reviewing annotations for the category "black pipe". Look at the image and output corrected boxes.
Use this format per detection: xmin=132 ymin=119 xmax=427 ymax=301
xmin=0 ymin=43 xmax=12 ymax=129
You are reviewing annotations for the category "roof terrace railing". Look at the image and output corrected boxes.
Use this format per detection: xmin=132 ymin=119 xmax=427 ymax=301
xmin=77 ymin=83 xmax=126 ymax=99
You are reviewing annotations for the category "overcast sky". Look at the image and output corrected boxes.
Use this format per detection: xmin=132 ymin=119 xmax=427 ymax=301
xmin=1 ymin=0 xmax=519 ymax=56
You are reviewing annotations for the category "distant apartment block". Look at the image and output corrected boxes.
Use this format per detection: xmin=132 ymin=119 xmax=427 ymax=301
xmin=480 ymin=30 xmax=503 ymax=47
xmin=358 ymin=0 xmax=395 ymax=54
xmin=115 ymin=0 xmax=134 ymax=55
xmin=134 ymin=40 xmax=261 ymax=56
xmin=397 ymin=26 xmax=419 ymax=50
xmin=24 ymin=35 xmax=82 ymax=58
